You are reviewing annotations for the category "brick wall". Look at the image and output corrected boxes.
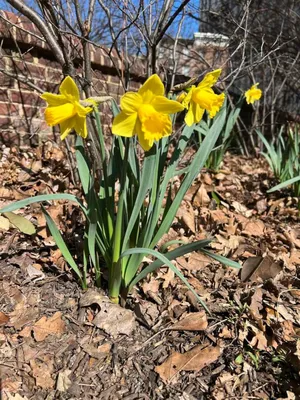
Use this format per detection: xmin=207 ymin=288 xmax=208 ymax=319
xmin=0 ymin=11 xmax=145 ymax=146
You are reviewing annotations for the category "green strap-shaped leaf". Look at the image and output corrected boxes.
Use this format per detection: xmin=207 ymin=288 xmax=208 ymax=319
xmin=122 ymin=146 xmax=157 ymax=251
xmin=150 ymin=105 xmax=226 ymax=247
xmin=120 ymin=247 xmax=210 ymax=313
xmin=0 ymin=194 xmax=87 ymax=215
xmin=41 ymin=206 xmax=83 ymax=284
xmin=267 ymin=175 xmax=300 ymax=193
xmin=75 ymin=136 xmax=91 ymax=196
xmin=125 ymin=239 xmax=211 ymax=287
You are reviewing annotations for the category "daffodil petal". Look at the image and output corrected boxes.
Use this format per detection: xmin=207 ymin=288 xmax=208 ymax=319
xmin=185 ymin=102 xmax=195 ymax=126
xmin=112 ymin=112 xmax=137 ymax=137
xmin=137 ymin=129 xmax=153 ymax=151
xmin=138 ymin=74 xmax=164 ymax=103
xmin=60 ymin=120 xmax=73 ymax=140
xmin=75 ymin=102 xmax=93 ymax=117
xmin=59 ymin=76 xmax=80 ymax=102
xmin=194 ymin=102 xmax=205 ymax=123
xmin=121 ymin=92 xmax=143 ymax=113
xmin=245 ymin=84 xmax=262 ymax=104
xmin=182 ymin=87 xmax=194 ymax=109
xmin=73 ymin=115 xmax=88 ymax=138
xmin=152 ymin=96 xmax=184 ymax=114
xmin=44 ymin=103 xmax=76 ymax=126
xmin=41 ymin=93 xmax=68 ymax=106
xmin=198 ymin=69 xmax=222 ymax=89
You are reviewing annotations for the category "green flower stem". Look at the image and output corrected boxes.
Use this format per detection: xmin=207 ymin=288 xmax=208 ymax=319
xmin=109 ymin=139 xmax=129 ymax=302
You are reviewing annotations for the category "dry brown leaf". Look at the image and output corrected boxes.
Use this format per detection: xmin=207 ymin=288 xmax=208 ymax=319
xmin=224 ymin=217 xmax=238 ymax=235
xmin=56 ymin=369 xmax=72 ymax=392
xmin=241 ymin=256 xmax=282 ymax=282
xmin=81 ymin=343 xmax=111 ymax=360
xmin=210 ymin=210 xmax=229 ymax=225
xmin=33 ymin=312 xmax=65 ymax=342
xmin=160 ymin=267 xmax=175 ymax=289
xmin=0 ymin=215 xmax=10 ymax=231
xmin=79 ymin=289 xmax=107 ymax=308
xmin=211 ymin=234 xmax=240 ymax=255
xmin=92 ymin=302 xmax=136 ymax=337
xmin=177 ymin=204 xmax=195 ymax=232
xmin=281 ymin=251 xmax=300 ymax=270
xmin=249 ymin=288 xmax=263 ymax=320
xmin=155 ymin=344 xmax=221 ymax=383
xmin=8 ymin=301 xmax=38 ymax=330
xmin=243 ymin=220 xmax=265 ymax=237
xmin=193 ymin=184 xmax=210 ymax=207
xmin=184 ymin=252 xmax=212 ymax=270
xmin=232 ymin=201 xmax=252 ymax=217
xmin=0 ymin=311 xmax=10 ymax=326
xmin=4 ymin=394 xmax=29 ymax=400
xmin=171 ymin=311 xmax=208 ymax=331
xmin=142 ymin=278 xmax=160 ymax=294
xmin=30 ymin=354 xmax=54 ymax=389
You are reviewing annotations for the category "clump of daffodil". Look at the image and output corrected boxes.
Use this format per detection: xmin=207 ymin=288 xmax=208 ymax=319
xmin=245 ymin=83 xmax=262 ymax=104
xmin=112 ymin=74 xmax=184 ymax=151
xmin=182 ymin=69 xmax=225 ymax=126
xmin=41 ymin=76 xmax=94 ymax=140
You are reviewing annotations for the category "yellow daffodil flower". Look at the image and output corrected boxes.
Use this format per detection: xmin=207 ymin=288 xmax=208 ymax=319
xmin=245 ymin=83 xmax=262 ymax=104
xmin=182 ymin=69 xmax=225 ymax=126
xmin=41 ymin=76 xmax=93 ymax=140
xmin=112 ymin=74 xmax=184 ymax=151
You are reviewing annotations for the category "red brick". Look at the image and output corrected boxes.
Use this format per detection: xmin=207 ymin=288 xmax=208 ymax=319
xmin=109 ymin=74 xmax=122 ymax=84
xmin=10 ymin=90 xmax=43 ymax=106
xmin=37 ymin=81 xmax=59 ymax=92
xmin=21 ymin=105 xmax=41 ymax=118
xmin=0 ymin=103 xmax=18 ymax=116
xmin=0 ymin=117 xmax=11 ymax=128
xmin=107 ymin=83 xmax=124 ymax=96
xmin=47 ymin=69 xmax=63 ymax=83
xmin=0 ymin=74 xmax=14 ymax=87
xmin=0 ymin=90 xmax=9 ymax=101
xmin=39 ymin=57 xmax=61 ymax=69
xmin=0 ymin=129 xmax=21 ymax=146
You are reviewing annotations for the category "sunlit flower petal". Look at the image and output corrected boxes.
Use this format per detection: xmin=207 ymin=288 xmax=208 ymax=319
xmin=152 ymin=96 xmax=184 ymax=114
xmin=73 ymin=115 xmax=88 ymax=138
xmin=40 ymin=92 xmax=68 ymax=106
xmin=137 ymin=127 xmax=154 ymax=151
xmin=245 ymin=83 xmax=262 ymax=104
xmin=138 ymin=74 xmax=164 ymax=103
xmin=44 ymin=103 xmax=76 ymax=126
xmin=41 ymin=76 xmax=93 ymax=140
xmin=112 ymin=74 xmax=184 ymax=150
xmin=121 ymin=92 xmax=143 ymax=113
xmin=112 ymin=112 xmax=138 ymax=137
xmin=59 ymin=76 xmax=80 ymax=102
xmin=197 ymin=69 xmax=222 ymax=89
xmin=183 ymin=70 xmax=225 ymax=125
xmin=185 ymin=104 xmax=195 ymax=126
